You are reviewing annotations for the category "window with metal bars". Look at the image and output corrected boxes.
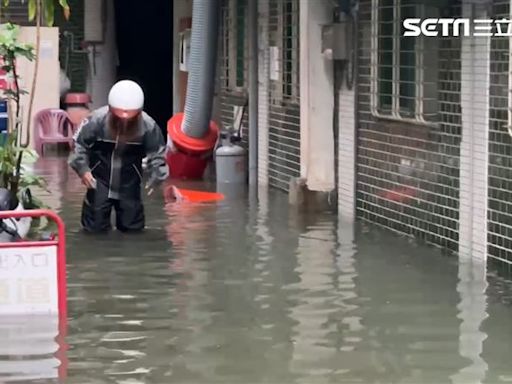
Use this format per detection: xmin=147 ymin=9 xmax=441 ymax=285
xmin=269 ymin=0 xmax=299 ymax=105
xmin=235 ymin=0 xmax=247 ymax=88
xmin=282 ymin=0 xmax=299 ymax=103
xmin=371 ymin=0 xmax=443 ymax=123
xmin=221 ymin=1 xmax=231 ymax=88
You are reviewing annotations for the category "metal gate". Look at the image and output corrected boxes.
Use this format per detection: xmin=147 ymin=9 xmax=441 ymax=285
xmin=57 ymin=0 xmax=88 ymax=92
xmin=0 ymin=0 xmax=31 ymax=24
xmin=356 ymin=0 xmax=462 ymax=249
xmin=267 ymin=0 xmax=301 ymax=191
xmin=218 ymin=0 xmax=249 ymax=147
xmin=488 ymin=0 xmax=512 ymax=265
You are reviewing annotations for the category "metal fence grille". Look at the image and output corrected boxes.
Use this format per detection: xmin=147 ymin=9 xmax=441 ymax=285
xmin=2 ymin=0 xmax=89 ymax=92
xmin=220 ymin=0 xmax=249 ymax=91
xmin=218 ymin=0 xmax=249 ymax=146
xmin=55 ymin=0 xmax=87 ymax=92
xmin=0 ymin=1 xmax=85 ymax=91
xmin=488 ymin=0 xmax=512 ymax=265
xmin=217 ymin=0 xmax=300 ymax=190
xmin=0 ymin=0 xmax=32 ymax=25
xmin=357 ymin=0 xmax=462 ymax=250
xmin=268 ymin=0 xmax=300 ymax=191
xmin=219 ymin=1 xmax=232 ymax=90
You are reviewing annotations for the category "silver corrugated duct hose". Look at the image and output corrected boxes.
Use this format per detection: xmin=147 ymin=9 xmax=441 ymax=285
xmin=182 ymin=0 xmax=220 ymax=138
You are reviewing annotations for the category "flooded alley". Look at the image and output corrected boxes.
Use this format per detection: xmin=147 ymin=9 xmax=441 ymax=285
xmin=3 ymin=156 xmax=512 ymax=384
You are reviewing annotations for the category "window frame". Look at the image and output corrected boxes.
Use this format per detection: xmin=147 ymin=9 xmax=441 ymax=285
xmin=269 ymin=0 xmax=300 ymax=106
xmin=370 ymin=0 xmax=439 ymax=125
xmin=281 ymin=0 xmax=300 ymax=104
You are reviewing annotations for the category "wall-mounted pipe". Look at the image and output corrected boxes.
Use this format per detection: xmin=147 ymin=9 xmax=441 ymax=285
xmin=182 ymin=0 xmax=220 ymax=139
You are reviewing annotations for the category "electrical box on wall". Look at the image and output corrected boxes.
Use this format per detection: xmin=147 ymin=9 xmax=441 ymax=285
xmin=179 ymin=29 xmax=191 ymax=72
xmin=84 ymin=0 xmax=105 ymax=43
xmin=321 ymin=21 xmax=351 ymax=60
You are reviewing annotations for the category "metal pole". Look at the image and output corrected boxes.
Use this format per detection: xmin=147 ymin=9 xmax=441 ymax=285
xmin=248 ymin=0 xmax=258 ymax=187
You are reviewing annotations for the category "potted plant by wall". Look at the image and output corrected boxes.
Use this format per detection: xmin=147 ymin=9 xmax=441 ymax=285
xmin=0 ymin=1 xmax=69 ymax=240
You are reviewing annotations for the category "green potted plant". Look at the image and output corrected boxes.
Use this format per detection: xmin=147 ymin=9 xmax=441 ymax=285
xmin=0 ymin=23 xmax=44 ymax=199
xmin=0 ymin=1 xmax=69 ymax=238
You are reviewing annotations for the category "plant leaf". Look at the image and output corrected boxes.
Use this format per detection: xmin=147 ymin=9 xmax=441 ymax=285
xmin=63 ymin=5 xmax=70 ymax=19
xmin=3 ymin=89 xmax=18 ymax=98
xmin=0 ymin=23 xmax=20 ymax=46
xmin=28 ymin=0 xmax=36 ymax=21
xmin=21 ymin=148 xmax=39 ymax=160
xmin=58 ymin=0 xmax=70 ymax=19
xmin=16 ymin=49 xmax=36 ymax=61
xmin=43 ymin=0 xmax=54 ymax=27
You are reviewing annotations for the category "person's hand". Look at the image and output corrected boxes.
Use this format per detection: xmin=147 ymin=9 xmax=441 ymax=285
xmin=145 ymin=179 xmax=157 ymax=196
xmin=144 ymin=173 xmax=155 ymax=196
xmin=81 ymin=171 xmax=96 ymax=189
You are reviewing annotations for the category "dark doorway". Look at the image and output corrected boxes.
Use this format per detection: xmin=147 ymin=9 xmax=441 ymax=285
xmin=113 ymin=0 xmax=173 ymax=136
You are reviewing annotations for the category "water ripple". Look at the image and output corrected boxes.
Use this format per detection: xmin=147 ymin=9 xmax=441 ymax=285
xmin=1 ymin=157 xmax=512 ymax=383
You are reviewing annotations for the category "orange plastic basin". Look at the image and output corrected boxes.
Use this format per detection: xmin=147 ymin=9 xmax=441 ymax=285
xmin=165 ymin=185 xmax=224 ymax=203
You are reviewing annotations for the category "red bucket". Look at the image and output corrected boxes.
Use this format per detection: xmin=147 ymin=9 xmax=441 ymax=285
xmin=166 ymin=151 xmax=209 ymax=179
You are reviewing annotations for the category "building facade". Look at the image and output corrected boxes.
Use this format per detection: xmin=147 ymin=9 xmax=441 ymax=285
xmin=4 ymin=0 xmax=511 ymax=266
xmin=175 ymin=0 xmax=512 ymax=267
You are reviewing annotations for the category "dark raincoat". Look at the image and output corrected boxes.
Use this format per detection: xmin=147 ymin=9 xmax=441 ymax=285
xmin=69 ymin=106 xmax=168 ymax=232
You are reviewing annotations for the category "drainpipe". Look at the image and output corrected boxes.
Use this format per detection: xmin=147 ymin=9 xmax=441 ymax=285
xmin=248 ymin=0 xmax=258 ymax=187
xmin=167 ymin=0 xmax=220 ymax=179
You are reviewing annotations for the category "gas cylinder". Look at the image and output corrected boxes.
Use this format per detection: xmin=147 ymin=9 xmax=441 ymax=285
xmin=215 ymin=133 xmax=247 ymax=184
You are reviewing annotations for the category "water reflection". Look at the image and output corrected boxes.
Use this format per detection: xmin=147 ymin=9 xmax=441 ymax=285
xmin=451 ymin=259 xmax=488 ymax=384
xmin=0 ymin=315 xmax=67 ymax=382
xmin=289 ymin=214 xmax=339 ymax=382
xmin=3 ymin=157 xmax=512 ymax=382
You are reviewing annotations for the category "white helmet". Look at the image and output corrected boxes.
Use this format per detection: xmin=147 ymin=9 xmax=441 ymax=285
xmin=108 ymin=80 xmax=144 ymax=110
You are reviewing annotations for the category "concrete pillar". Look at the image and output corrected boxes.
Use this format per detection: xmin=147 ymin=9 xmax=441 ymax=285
xmin=299 ymin=0 xmax=335 ymax=192
xmin=258 ymin=0 xmax=270 ymax=186
xmin=458 ymin=0 xmax=490 ymax=261
xmin=337 ymin=77 xmax=357 ymax=221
